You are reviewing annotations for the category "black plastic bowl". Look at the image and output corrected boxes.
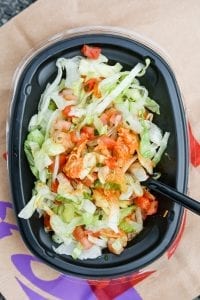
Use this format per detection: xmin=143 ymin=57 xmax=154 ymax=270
xmin=8 ymin=32 xmax=188 ymax=279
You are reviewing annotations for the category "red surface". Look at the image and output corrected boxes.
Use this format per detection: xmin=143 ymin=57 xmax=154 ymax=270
xmin=2 ymin=152 xmax=7 ymax=161
xmin=188 ymin=123 xmax=200 ymax=167
xmin=88 ymin=271 xmax=155 ymax=299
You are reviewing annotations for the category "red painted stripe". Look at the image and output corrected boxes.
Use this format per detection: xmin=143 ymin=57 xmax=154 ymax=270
xmin=88 ymin=270 xmax=155 ymax=300
xmin=188 ymin=123 xmax=200 ymax=167
xmin=2 ymin=152 xmax=7 ymax=161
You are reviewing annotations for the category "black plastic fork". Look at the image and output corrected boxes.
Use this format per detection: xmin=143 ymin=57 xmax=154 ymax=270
xmin=146 ymin=178 xmax=200 ymax=215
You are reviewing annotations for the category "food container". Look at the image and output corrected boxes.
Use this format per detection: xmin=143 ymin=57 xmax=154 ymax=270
xmin=7 ymin=27 xmax=189 ymax=279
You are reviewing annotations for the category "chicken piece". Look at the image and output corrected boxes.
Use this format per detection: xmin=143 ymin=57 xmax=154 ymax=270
xmin=52 ymin=131 xmax=74 ymax=152
xmin=127 ymin=232 xmax=136 ymax=241
xmin=60 ymin=88 xmax=78 ymax=101
xmin=117 ymin=127 xmax=139 ymax=154
xmin=53 ymin=120 xmax=71 ymax=132
xmin=63 ymin=155 xmax=84 ymax=179
xmin=100 ymin=108 xmax=122 ymax=126
xmin=137 ymin=151 xmax=154 ymax=174
xmin=113 ymin=137 xmax=131 ymax=167
xmin=94 ymin=140 xmax=111 ymax=157
xmin=93 ymin=190 xmax=110 ymax=215
xmin=108 ymin=234 xmax=128 ymax=255
xmin=73 ymin=226 xmax=93 ymax=250
xmin=106 ymin=168 xmax=126 ymax=192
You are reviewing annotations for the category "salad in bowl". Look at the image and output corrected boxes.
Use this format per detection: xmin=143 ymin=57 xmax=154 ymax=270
xmin=19 ymin=44 xmax=170 ymax=260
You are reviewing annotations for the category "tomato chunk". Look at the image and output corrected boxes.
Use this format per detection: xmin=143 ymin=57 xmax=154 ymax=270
xmin=51 ymin=179 xmax=59 ymax=193
xmin=84 ymin=78 xmax=97 ymax=92
xmin=146 ymin=200 xmax=158 ymax=215
xmin=81 ymin=126 xmax=95 ymax=140
xmin=84 ymin=78 xmax=101 ymax=98
xmin=70 ymin=131 xmax=88 ymax=144
xmin=81 ymin=45 xmax=101 ymax=59
xmin=73 ymin=226 xmax=93 ymax=249
xmin=134 ymin=191 xmax=158 ymax=216
xmin=43 ymin=213 xmax=52 ymax=231
xmin=134 ymin=196 xmax=151 ymax=212
xmin=105 ymin=157 xmax=117 ymax=169
xmin=48 ymin=154 xmax=68 ymax=174
xmin=62 ymin=105 xmax=75 ymax=118
xmin=99 ymin=136 xmax=117 ymax=150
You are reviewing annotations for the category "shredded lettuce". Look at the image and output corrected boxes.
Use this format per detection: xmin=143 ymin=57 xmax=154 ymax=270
xmin=27 ymin=129 xmax=44 ymax=146
xmin=129 ymin=162 xmax=149 ymax=182
xmin=119 ymin=220 xmax=143 ymax=233
xmin=120 ymin=174 xmax=143 ymax=200
xmin=139 ymin=121 xmax=157 ymax=159
xmin=145 ymin=97 xmax=160 ymax=114
xmin=79 ymin=153 xmax=96 ymax=179
xmin=79 ymin=54 xmax=122 ymax=78
xmin=61 ymin=203 xmax=75 ymax=223
xmin=20 ymin=50 xmax=169 ymax=261
xmin=108 ymin=200 xmax=119 ymax=232
xmin=94 ymin=61 xmax=145 ymax=115
xmin=53 ymin=240 xmax=77 ymax=255
xmin=93 ymin=115 xmax=108 ymax=135
xmin=82 ymin=199 xmax=96 ymax=214
xmin=18 ymin=182 xmax=53 ymax=219
xmin=115 ymin=101 xmax=142 ymax=133
xmin=119 ymin=206 xmax=136 ymax=222
xmin=152 ymin=132 xmax=170 ymax=165
xmin=79 ymin=245 xmax=102 ymax=260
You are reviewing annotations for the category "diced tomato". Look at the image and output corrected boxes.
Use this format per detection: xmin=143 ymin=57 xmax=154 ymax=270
xmin=62 ymin=105 xmax=75 ymax=118
xmin=110 ymin=113 xmax=122 ymax=126
xmin=84 ymin=78 xmax=101 ymax=98
xmin=134 ymin=196 xmax=151 ymax=212
xmin=73 ymin=226 xmax=85 ymax=240
xmin=51 ymin=179 xmax=59 ymax=193
xmin=100 ymin=108 xmax=121 ymax=125
xmin=70 ymin=127 xmax=95 ymax=144
xmin=84 ymin=78 xmax=97 ymax=92
xmin=43 ymin=213 xmax=52 ymax=231
xmin=82 ymin=172 xmax=98 ymax=187
xmin=134 ymin=192 xmax=158 ymax=216
xmin=81 ymin=126 xmax=95 ymax=140
xmin=48 ymin=154 xmax=68 ymax=174
xmin=105 ymin=157 xmax=117 ymax=169
xmin=99 ymin=136 xmax=117 ymax=150
xmin=59 ymin=154 xmax=68 ymax=170
xmin=70 ymin=131 xmax=88 ymax=144
xmin=70 ymin=131 xmax=80 ymax=143
xmin=146 ymin=200 xmax=158 ymax=215
xmin=82 ymin=177 xmax=93 ymax=187
xmin=81 ymin=45 xmax=101 ymax=59
xmin=48 ymin=163 xmax=54 ymax=174
xmin=93 ymin=84 xmax=101 ymax=98
xmin=100 ymin=113 xmax=109 ymax=125
xmin=73 ymin=226 xmax=93 ymax=249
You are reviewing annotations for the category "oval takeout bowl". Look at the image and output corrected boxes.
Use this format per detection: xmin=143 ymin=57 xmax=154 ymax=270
xmin=8 ymin=30 xmax=189 ymax=279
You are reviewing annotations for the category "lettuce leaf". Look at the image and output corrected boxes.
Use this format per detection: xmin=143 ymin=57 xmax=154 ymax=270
xmin=145 ymin=97 xmax=160 ymax=114
xmin=79 ymin=54 xmax=122 ymax=78
xmin=119 ymin=220 xmax=142 ymax=233
xmin=152 ymin=132 xmax=170 ymax=165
